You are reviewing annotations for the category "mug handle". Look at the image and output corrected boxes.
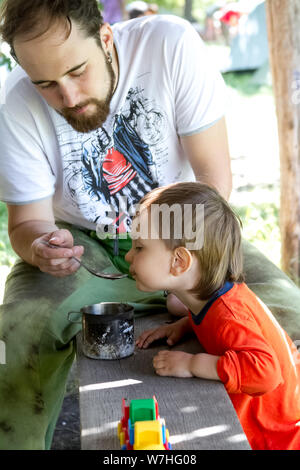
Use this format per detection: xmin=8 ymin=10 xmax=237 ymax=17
xmin=67 ymin=311 xmax=82 ymax=324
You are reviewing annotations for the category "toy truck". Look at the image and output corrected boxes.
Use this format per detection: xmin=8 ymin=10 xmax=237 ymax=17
xmin=117 ymin=396 xmax=172 ymax=450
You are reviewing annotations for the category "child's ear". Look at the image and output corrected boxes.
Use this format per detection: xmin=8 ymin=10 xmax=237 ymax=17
xmin=170 ymin=247 xmax=193 ymax=276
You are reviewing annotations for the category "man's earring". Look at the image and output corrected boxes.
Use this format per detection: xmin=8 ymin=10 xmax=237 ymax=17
xmin=107 ymin=52 xmax=112 ymax=64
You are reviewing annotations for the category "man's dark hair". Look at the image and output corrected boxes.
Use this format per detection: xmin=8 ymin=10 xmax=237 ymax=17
xmin=0 ymin=0 xmax=104 ymax=60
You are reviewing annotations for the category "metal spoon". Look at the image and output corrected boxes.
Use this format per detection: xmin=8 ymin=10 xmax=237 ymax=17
xmin=43 ymin=241 xmax=128 ymax=280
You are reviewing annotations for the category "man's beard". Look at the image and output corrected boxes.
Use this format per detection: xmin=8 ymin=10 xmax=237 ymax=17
xmin=59 ymin=55 xmax=116 ymax=133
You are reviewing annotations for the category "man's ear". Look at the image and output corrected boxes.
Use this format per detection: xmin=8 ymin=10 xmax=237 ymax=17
xmin=170 ymin=246 xmax=193 ymax=276
xmin=99 ymin=22 xmax=114 ymax=54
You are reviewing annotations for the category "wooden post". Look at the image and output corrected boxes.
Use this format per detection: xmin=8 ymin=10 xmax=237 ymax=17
xmin=265 ymin=0 xmax=300 ymax=283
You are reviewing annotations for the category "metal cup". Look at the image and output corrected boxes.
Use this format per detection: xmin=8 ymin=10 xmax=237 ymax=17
xmin=68 ymin=302 xmax=134 ymax=360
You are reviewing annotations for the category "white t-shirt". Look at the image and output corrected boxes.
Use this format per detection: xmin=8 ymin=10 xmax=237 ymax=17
xmin=0 ymin=15 xmax=226 ymax=232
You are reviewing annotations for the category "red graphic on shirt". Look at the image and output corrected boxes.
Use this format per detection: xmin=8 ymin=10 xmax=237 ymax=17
xmin=103 ymin=147 xmax=137 ymax=195
xmin=112 ymin=212 xmax=129 ymax=234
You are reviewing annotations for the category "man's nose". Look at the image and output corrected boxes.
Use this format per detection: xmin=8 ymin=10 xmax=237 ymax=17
xmin=59 ymin=82 xmax=79 ymax=108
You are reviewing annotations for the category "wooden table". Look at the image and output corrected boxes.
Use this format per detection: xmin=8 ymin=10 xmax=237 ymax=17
xmin=76 ymin=312 xmax=251 ymax=450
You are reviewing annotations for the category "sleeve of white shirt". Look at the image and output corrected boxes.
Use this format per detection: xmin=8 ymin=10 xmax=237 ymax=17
xmin=0 ymin=83 xmax=56 ymax=204
xmin=171 ymin=21 xmax=227 ymax=136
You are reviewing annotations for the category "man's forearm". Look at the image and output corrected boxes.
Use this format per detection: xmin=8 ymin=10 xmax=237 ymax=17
xmin=9 ymin=220 xmax=58 ymax=265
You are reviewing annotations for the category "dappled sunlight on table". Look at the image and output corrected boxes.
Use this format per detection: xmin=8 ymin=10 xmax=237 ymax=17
xmin=79 ymin=378 xmax=143 ymax=393
xmin=169 ymin=424 xmax=229 ymax=445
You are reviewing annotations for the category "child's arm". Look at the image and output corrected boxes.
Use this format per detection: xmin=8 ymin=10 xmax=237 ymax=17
xmin=153 ymin=350 xmax=221 ymax=380
xmin=152 ymin=319 xmax=283 ymax=394
xmin=136 ymin=316 xmax=193 ymax=349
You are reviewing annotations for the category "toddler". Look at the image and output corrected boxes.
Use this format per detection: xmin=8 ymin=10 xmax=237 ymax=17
xmin=125 ymin=181 xmax=300 ymax=450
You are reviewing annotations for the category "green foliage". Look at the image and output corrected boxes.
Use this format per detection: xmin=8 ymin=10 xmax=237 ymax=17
xmin=223 ymin=71 xmax=273 ymax=97
xmin=123 ymin=0 xmax=239 ymax=20
xmin=0 ymin=202 xmax=16 ymax=267
xmin=235 ymin=202 xmax=281 ymax=267
xmin=136 ymin=0 xmax=183 ymax=12
xmin=148 ymin=0 xmax=239 ymax=13
xmin=0 ymin=53 xmax=13 ymax=71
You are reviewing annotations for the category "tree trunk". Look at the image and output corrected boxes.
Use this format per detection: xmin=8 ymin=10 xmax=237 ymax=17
xmin=266 ymin=0 xmax=300 ymax=283
xmin=184 ymin=0 xmax=193 ymax=22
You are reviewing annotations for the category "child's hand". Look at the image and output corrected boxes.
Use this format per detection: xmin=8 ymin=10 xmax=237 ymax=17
xmin=153 ymin=350 xmax=193 ymax=378
xmin=136 ymin=316 xmax=191 ymax=349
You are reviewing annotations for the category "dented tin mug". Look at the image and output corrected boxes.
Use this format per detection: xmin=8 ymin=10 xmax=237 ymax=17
xmin=68 ymin=302 xmax=134 ymax=360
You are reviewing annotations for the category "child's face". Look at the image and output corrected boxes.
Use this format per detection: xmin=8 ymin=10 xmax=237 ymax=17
xmin=125 ymin=212 xmax=174 ymax=292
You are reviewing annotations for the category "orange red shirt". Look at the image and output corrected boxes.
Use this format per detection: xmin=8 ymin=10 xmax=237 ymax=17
xmin=189 ymin=282 xmax=300 ymax=450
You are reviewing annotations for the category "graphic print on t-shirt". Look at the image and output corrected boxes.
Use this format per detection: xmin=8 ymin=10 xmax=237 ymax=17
xmin=58 ymin=87 xmax=167 ymax=233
